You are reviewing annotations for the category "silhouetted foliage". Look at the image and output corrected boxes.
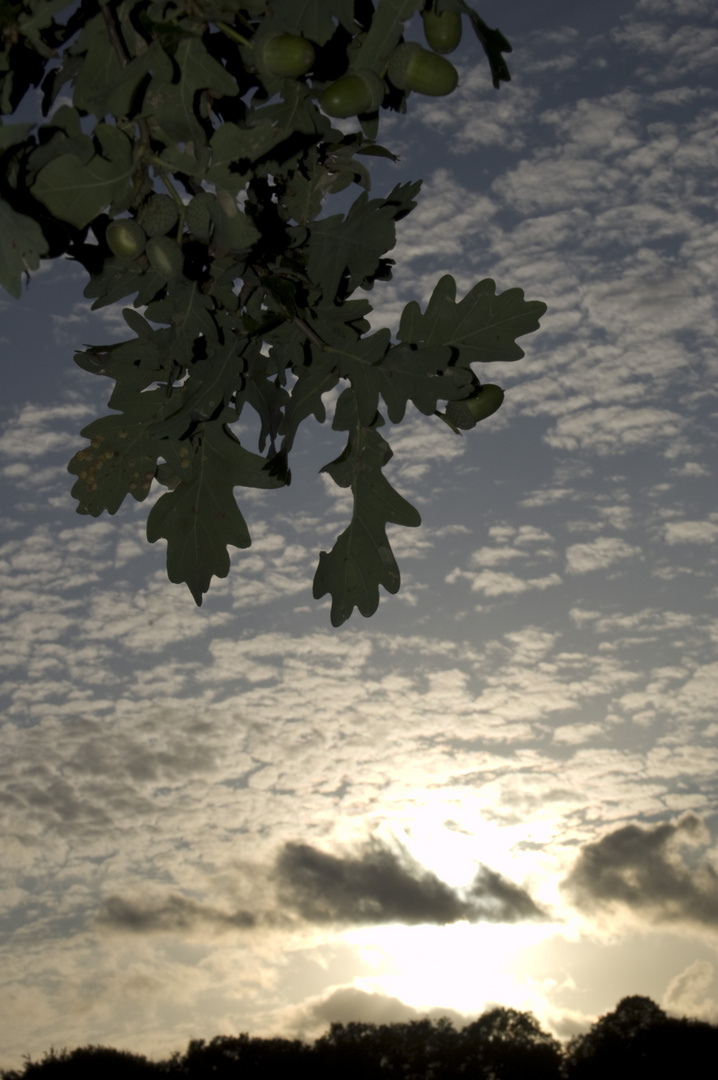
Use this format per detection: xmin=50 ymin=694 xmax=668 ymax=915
xmin=2 ymin=1001 xmax=717 ymax=1080
xmin=175 ymin=1034 xmax=313 ymax=1079
xmin=562 ymin=996 xmax=718 ymax=1080
xmin=456 ymin=1008 xmax=562 ymax=1080
xmin=313 ymin=1017 xmax=467 ymax=1080
xmin=0 ymin=1046 xmax=163 ymax=1080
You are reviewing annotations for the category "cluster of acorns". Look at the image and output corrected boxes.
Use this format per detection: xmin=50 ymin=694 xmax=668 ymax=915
xmin=105 ymin=9 xmax=464 ymax=262
xmin=105 ymin=191 xmax=213 ymax=266
xmin=259 ymin=6 xmax=463 ymax=118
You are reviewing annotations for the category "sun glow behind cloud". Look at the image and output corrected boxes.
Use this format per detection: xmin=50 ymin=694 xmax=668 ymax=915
xmin=347 ymin=919 xmax=558 ymax=1018
xmin=335 ymin=806 xmax=566 ymax=1018
xmin=384 ymin=805 xmax=547 ymax=891
xmin=2 ymin=0 xmax=718 ymax=1069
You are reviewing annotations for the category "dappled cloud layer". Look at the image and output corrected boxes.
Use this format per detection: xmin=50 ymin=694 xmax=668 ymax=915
xmin=1 ymin=0 xmax=717 ymax=1069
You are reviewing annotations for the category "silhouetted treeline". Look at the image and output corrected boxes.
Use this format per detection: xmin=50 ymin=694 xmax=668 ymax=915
xmin=3 ymin=997 xmax=717 ymax=1080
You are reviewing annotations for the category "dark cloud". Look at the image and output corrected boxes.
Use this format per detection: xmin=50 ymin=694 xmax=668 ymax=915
xmin=562 ymin=813 xmax=718 ymax=927
xmin=274 ymin=839 xmax=547 ymax=926
xmin=95 ymin=894 xmax=256 ymax=934
xmin=293 ymin=986 xmax=467 ymax=1040
xmin=301 ymin=986 xmax=429 ymax=1028
xmin=466 ymin=865 xmax=549 ymax=922
xmin=94 ymin=839 xmax=547 ymax=937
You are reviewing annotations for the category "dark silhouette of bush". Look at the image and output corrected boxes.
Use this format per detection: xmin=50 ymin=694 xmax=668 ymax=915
xmin=311 ymin=1012 xmax=562 ymax=1080
xmin=2 ymin=999 xmax=716 ymax=1080
xmin=175 ymin=1033 xmax=313 ymax=1079
xmin=312 ymin=1017 xmax=460 ymax=1080
xmin=311 ymin=1020 xmax=389 ymax=1080
xmin=562 ymin=996 xmax=718 ymax=1080
xmin=0 ymin=1046 xmax=163 ymax=1080
xmin=455 ymin=1007 xmax=562 ymax=1080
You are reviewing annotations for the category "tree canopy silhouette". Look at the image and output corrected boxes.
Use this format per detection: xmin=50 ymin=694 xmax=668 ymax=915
xmin=562 ymin=995 xmax=718 ymax=1080
xmin=8 ymin=1001 xmax=717 ymax=1080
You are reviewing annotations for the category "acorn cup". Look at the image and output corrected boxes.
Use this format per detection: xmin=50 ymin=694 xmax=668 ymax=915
xmin=139 ymin=195 xmax=179 ymax=238
xmin=184 ymin=193 xmax=214 ymax=243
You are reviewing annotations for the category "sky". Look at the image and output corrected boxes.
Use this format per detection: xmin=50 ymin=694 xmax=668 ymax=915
xmin=1 ymin=0 xmax=717 ymax=1069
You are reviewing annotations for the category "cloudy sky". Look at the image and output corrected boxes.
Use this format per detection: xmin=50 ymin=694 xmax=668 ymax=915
xmin=1 ymin=0 xmax=717 ymax=1069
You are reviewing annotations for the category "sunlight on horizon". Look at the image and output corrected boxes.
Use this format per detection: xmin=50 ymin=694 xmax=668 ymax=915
xmin=345 ymin=920 xmax=558 ymax=1017
xmin=339 ymin=808 xmax=565 ymax=1018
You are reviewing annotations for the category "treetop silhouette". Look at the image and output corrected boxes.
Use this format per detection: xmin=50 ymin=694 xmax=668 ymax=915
xmin=4 ymin=1001 xmax=716 ymax=1080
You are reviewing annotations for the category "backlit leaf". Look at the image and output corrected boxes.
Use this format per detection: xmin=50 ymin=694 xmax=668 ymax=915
xmin=313 ymin=389 xmax=421 ymax=626
xmin=146 ymin=423 xmax=287 ymax=605
xmin=398 ymin=274 xmax=548 ymax=367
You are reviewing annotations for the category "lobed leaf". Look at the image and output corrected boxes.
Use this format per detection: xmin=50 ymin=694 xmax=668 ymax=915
xmin=69 ymin=403 xmax=167 ymax=517
xmin=0 ymin=196 xmax=48 ymax=298
xmin=306 ymin=181 xmax=420 ymax=302
xmin=312 ymin=389 xmax=421 ymax=626
xmin=353 ymin=0 xmax=424 ymax=73
xmin=270 ymin=0 xmax=356 ymax=46
xmin=146 ymin=423 xmax=288 ymax=606
xmin=72 ymin=25 xmax=148 ymax=118
xmin=145 ymin=36 xmax=239 ymax=147
xmin=143 ymin=340 xmax=247 ymax=441
xmin=33 ymin=124 xmax=134 ymax=228
xmin=398 ymin=274 xmax=548 ymax=367
xmin=372 ymin=341 xmax=471 ymax=423
xmin=462 ymin=4 xmax=513 ymax=89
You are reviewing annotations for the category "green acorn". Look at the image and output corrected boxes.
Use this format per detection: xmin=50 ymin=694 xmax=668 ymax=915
xmin=140 ymin=194 xmax=179 ymax=238
xmin=445 ymin=384 xmax=504 ymax=429
xmin=387 ymin=41 xmax=459 ymax=96
xmin=146 ymin=236 xmax=184 ymax=279
xmin=184 ymin=193 xmax=214 ymax=242
xmin=422 ymin=8 xmax=463 ymax=54
xmin=320 ymin=70 xmax=385 ymax=118
xmin=106 ymin=219 xmax=146 ymax=260
xmin=257 ymin=32 xmax=315 ymax=78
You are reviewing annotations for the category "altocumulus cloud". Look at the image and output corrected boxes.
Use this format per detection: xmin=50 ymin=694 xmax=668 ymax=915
xmin=663 ymin=519 xmax=718 ymax=545
xmin=562 ymin=813 xmax=718 ymax=929
xmin=565 ymin=537 xmax=642 ymax=575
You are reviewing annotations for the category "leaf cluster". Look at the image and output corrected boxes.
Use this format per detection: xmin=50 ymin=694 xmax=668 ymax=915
xmin=0 ymin=0 xmax=545 ymax=625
